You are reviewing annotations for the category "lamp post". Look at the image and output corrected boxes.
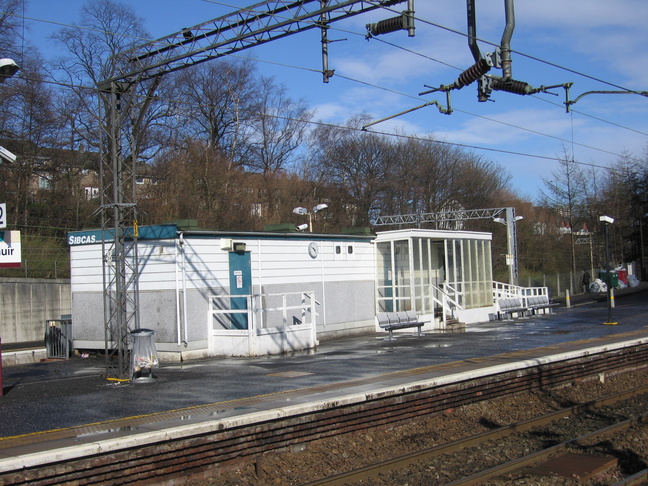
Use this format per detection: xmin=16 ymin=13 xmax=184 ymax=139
xmin=493 ymin=207 xmax=523 ymax=286
xmin=599 ymin=215 xmax=615 ymax=325
xmin=0 ymin=59 xmax=19 ymax=165
xmin=640 ymin=213 xmax=648 ymax=280
xmin=293 ymin=203 xmax=328 ymax=232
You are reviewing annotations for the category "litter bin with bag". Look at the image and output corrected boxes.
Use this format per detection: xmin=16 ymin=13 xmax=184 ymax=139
xmin=599 ymin=271 xmax=619 ymax=288
xmin=130 ymin=328 xmax=158 ymax=382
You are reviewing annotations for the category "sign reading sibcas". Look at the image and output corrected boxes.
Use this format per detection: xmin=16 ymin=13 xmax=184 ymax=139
xmin=68 ymin=234 xmax=97 ymax=245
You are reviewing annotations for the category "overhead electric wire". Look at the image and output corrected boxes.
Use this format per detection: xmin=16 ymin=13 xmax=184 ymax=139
xmin=373 ymin=0 xmax=643 ymax=95
xmin=528 ymin=93 xmax=648 ymax=138
xmin=10 ymin=66 xmax=623 ymax=174
xmin=9 ymin=3 xmax=645 ymax=139
xmin=4 ymin=2 xmax=645 ymax=172
xmin=12 ymin=61 xmax=632 ymax=173
xmin=225 ymin=52 xmax=638 ymax=163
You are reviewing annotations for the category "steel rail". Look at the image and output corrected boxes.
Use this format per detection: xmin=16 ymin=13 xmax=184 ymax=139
xmin=614 ymin=468 xmax=648 ymax=486
xmin=1 ymin=345 xmax=647 ymax=484
xmin=448 ymin=413 xmax=648 ymax=486
xmin=302 ymin=384 xmax=648 ymax=485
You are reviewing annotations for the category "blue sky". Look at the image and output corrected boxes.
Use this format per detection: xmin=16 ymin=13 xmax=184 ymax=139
xmin=23 ymin=0 xmax=648 ymax=200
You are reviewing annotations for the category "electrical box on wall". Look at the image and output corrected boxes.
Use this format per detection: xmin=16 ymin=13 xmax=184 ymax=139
xmin=220 ymin=238 xmax=233 ymax=251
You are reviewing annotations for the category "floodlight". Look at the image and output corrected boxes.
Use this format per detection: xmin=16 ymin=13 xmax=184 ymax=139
xmin=0 ymin=58 xmax=19 ymax=82
xmin=0 ymin=145 xmax=16 ymax=163
xmin=313 ymin=203 xmax=328 ymax=213
xmin=296 ymin=224 xmax=308 ymax=232
xmin=599 ymin=215 xmax=614 ymax=225
xmin=292 ymin=207 xmax=308 ymax=215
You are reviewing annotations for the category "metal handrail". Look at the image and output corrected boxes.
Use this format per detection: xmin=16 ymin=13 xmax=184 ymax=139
xmin=430 ymin=283 xmax=464 ymax=324
xmin=209 ymin=291 xmax=317 ymax=331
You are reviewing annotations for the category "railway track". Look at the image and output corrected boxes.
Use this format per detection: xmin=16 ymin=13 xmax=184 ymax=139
xmin=303 ymin=384 xmax=648 ymax=485
xmin=1 ymin=341 xmax=647 ymax=485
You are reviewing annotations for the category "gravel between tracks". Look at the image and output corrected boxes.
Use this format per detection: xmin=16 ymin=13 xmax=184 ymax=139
xmin=197 ymin=369 xmax=648 ymax=486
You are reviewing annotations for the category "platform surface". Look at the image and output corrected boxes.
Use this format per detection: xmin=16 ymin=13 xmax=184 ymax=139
xmin=0 ymin=286 xmax=646 ymax=449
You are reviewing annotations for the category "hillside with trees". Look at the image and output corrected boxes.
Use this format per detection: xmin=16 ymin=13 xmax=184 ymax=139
xmin=0 ymin=0 xmax=646 ymax=287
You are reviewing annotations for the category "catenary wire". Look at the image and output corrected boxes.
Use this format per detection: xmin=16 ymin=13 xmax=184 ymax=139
xmin=3 ymin=3 xmax=645 ymax=170
xmin=373 ymin=0 xmax=643 ymax=94
xmin=7 ymin=4 xmax=645 ymax=142
xmin=10 ymin=65 xmax=632 ymax=173
xmin=7 ymin=63 xmax=634 ymax=175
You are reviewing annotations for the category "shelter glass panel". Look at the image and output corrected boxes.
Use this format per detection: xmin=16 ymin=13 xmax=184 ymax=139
xmin=376 ymin=242 xmax=393 ymax=312
xmin=393 ymin=240 xmax=411 ymax=311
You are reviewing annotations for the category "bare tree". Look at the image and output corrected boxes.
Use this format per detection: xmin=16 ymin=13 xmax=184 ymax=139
xmin=309 ymin=115 xmax=392 ymax=226
xmin=388 ymin=137 xmax=510 ymax=219
xmin=51 ymin=0 xmax=165 ymax=160
xmin=0 ymin=0 xmax=23 ymax=58
xmin=246 ymin=77 xmax=312 ymax=176
xmin=539 ymin=152 xmax=588 ymax=277
xmin=145 ymin=142 xmax=259 ymax=230
xmin=168 ymin=59 xmax=259 ymax=166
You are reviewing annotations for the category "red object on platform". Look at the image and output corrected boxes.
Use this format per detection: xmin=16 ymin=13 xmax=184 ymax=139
xmin=617 ymin=270 xmax=628 ymax=284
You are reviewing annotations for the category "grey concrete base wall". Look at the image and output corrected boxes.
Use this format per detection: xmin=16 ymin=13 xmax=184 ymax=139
xmin=323 ymin=280 xmax=375 ymax=325
xmin=137 ymin=288 xmax=210 ymax=344
xmin=138 ymin=290 xmax=180 ymax=343
xmin=71 ymin=292 xmax=104 ymax=341
xmin=72 ymin=288 xmax=213 ymax=349
xmin=0 ymin=278 xmax=71 ymax=344
xmin=260 ymin=279 xmax=376 ymax=335
xmin=71 ymin=280 xmax=376 ymax=358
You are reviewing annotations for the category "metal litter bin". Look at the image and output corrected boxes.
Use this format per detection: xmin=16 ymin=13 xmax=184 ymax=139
xmin=599 ymin=271 xmax=619 ymax=288
xmin=130 ymin=329 xmax=158 ymax=383
xmin=45 ymin=319 xmax=72 ymax=359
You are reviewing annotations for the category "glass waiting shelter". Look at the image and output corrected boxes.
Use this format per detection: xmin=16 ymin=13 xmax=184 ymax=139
xmin=375 ymin=229 xmax=493 ymax=319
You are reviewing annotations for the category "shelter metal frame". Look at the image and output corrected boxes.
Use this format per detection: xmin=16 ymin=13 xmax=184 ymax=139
xmin=372 ymin=207 xmax=521 ymax=285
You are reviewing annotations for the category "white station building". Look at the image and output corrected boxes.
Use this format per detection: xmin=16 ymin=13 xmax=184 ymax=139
xmin=68 ymin=224 xmax=502 ymax=361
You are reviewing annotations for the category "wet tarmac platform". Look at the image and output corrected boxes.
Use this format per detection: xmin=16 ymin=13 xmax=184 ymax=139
xmin=0 ymin=285 xmax=647 ymax=453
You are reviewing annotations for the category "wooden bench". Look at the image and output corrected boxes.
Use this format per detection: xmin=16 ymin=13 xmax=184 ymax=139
xmin=376 ymin=311 xmax=426 ymax=340
xmin=497 ymin=298 xmax=528 ymax=320
xmin=526 ymin=295 xmax=559 ymax=315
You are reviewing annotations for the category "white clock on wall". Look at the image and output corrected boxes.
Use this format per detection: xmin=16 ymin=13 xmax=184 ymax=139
xmin=308 ymin=242 xmax=319 ymax=258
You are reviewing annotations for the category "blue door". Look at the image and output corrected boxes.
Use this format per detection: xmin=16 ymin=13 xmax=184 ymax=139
xmin=228 ymin=251 xmax=251 ymax=329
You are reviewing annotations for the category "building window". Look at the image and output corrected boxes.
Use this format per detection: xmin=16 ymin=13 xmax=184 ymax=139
xmin=84 ymin=187 xmax=99 ymax=200
xmin=38 ymin=176 xmax=51 ymax=190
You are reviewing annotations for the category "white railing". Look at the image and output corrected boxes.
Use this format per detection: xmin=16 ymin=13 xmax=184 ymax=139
xmin=209 ymin=294 xmax=254 ymax=331
xmin=430 ymin=283 xmax=464 ymax=324
xmin=492 ymin=281 xmax=550 ymax=307
xmin=208 ymin=291 xmax=318 ymax=356
xmin=252 ymin=291 xmax=318 ymax=330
